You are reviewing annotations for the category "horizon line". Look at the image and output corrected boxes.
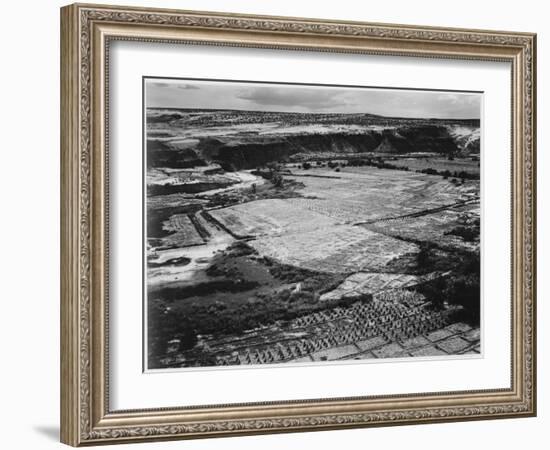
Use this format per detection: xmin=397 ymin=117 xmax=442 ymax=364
xmin=146 ymin=106 xmax=480 ymax=121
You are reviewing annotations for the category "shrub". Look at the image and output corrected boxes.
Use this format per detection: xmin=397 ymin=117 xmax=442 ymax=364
xmin=416 ymin=242 xmax=434 ymax=268
xmin=445 ymin=275 xmax=480 ymax=325
xmin=445 ymin=226 xmax=478 ymax=242
xmin=148 ymin=299 xmax=198 ymax=361
xmin=271 ymin=171 xmax=284 ymax=188
xmin=417 ymin=273 xmax=480 ymax=325
xmin=416 ymin=249 xmax=480 ymax=325
xmin=423 ymin=168 xmax=438 ymax=175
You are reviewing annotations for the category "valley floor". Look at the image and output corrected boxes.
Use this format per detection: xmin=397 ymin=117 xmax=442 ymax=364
xmin=146 ymin=163 xmax=480 ymax=370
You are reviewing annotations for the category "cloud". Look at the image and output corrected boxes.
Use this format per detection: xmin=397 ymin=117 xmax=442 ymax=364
xmin=236 ymin=86 xmax=348 ymax=111
xmin=145 ymin=79 xmax=480 ymax=118
xmin=149 ymin=81 xmax=200 ymax=90
xmin=437 ymin=93 xmax=479 ymax=106
xmin=176 ymin=84 xmax=200 ymax=90
xmin=150 ymin=82 xmax=171 ymax=88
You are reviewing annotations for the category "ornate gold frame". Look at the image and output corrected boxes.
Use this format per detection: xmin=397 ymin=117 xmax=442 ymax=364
xmin=60 ymin=3 xmax=536 ymax=446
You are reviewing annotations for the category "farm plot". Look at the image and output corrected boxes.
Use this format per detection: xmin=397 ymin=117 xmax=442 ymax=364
xmin=207 ymin=198 xmax=338 ymax=238
xmin=386 ymin=157 xmax=480 ymax=175
xmin=161 ymin=213 xmax=204 ymax=247
xmin=162 ymin=295 xmax=478 ymax=368
xmin=284 ymin=167 xmax=478 ymax=224
xmin=319 ymin=271 xmax=442 ymax=302
xmin=362 ymin=203 xmax=480 ymax=251
xmin=147 ymin=195 xmax=206 ymax=211
xmin=249 ymin=224 xmax=418 ymax=274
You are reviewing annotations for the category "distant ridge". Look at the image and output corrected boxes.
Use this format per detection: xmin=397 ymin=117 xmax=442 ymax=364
xmin=146 ymin=107 xmax=480 ymax=124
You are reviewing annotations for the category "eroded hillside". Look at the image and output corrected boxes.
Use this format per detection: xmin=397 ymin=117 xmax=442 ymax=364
xmin=147 ymin=109 xmax=480 ymax=171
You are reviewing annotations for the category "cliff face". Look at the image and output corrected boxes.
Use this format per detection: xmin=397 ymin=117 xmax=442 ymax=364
xmin=146 ymin=139 xmax=205 ymax=168
xmin=146 ymin=109 xmax=480 ymax=170
xmin=197 ymin=133 xmax=385 ymax=170
xmin=373 ymin=126 xmax=461 ymax=155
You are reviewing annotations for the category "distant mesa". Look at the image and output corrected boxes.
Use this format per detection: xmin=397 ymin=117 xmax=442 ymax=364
xmin=146 ymin=108 xmax=480 ymax=171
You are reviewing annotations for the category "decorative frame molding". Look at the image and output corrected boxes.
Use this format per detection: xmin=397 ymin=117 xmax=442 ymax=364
xmin=60 ymin=3 xmax=536 ymax=446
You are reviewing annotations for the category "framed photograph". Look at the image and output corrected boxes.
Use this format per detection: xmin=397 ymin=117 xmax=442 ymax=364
xmin=60 ymin=3 xmax=536 ymax=446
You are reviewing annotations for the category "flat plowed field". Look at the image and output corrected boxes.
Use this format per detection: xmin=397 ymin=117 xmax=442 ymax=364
xmin=362 ymin=203 xmax=480 ymax=251
xmin=162 ymin=213 xmax=204 ymax=247
xmin=249 ymin=224 xmax=417 ymax=273
xmin=207 ymin=167 xmax=479 ymax=273
xmin=208 ymin=198 xmax=336 ymax=238
xmin=285 ymin=167 xmax=478 ymax=224
xmin=320 ymin=271 xmax=441 ymax=301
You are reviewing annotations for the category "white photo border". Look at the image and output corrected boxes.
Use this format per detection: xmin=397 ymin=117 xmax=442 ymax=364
xmin=109 ymin=40 xmax=511 ymax=411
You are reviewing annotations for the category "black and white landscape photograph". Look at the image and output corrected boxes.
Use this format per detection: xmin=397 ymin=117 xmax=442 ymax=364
xmin=145 ymin=78 xmax=482 ymax=370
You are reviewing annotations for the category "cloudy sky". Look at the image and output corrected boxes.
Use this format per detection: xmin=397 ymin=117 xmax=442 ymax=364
xmin=145 ymin=78 xmax=481 ymax=119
